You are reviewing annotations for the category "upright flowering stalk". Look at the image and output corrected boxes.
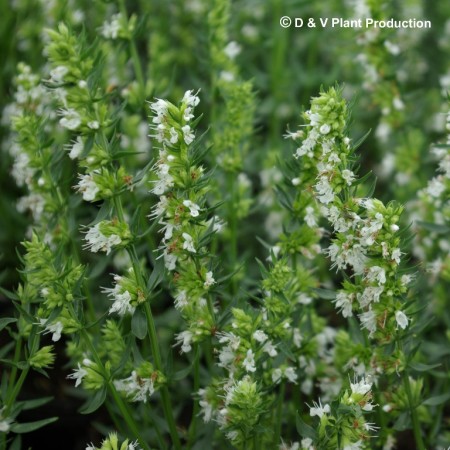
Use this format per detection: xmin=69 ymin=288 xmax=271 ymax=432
xmin=0 ymin=233 xmax=84 ymax=441
xmin=412 ymin=107 xmax=450 ymax=283
xmin=288 ymin=86 xmax=426 ymax=449
xmin=307 ymin=376 xmax=378 ymax=449
xmin=347 ymin=0 xmax=427 ymax=198
xmin=288 ymin=87 xmax=413 ymax=347
xmin=198 ymin=253 xmax=340 ymax=447
xmin=208 ymin=0 xmax=256 ymax=285
xmin=148 ymin=90 xmax=220 ymax=352
xmin=6 ymin=63 xmax=67 ymax=241
xmin=41 ymin=23 xmax=180 ymax=449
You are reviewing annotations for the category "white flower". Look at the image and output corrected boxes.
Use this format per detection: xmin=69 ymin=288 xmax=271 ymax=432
xmin=218 ymin=346 xmax=235 ymax=368
xmin=342 ymin=169 xmax=356 ymax=185
xmin=151 ymin=168 xmax=174 ymax=195
xmin=400 ymin=274 xmax=413 ymax=286
xmin=304 ymin=206 xmax=317 ymax=227
xmin=293 ymin=328 xmax=302 ymax=348
xmin=334 ymin=291 xmax=353 ymax=317
xmin=315 ymin=176 xmax=335 ymax=204
xmin=67 ymin=363 xmax=88 ymax=387
xmin=224 ymin=41 xmax=241 ymax=59
xmin=395 ymin=310 xmax=409 ymax=330
xmin=182 ymin=232 xmax=196 ymax=253
xmin=169 ymin=127 xmax=179 ymax=143
xmin=391 ymin=248 xmax=401 ymax=264
xmin=101 ymin=14 xmax=122 ymax=39
xmin=252 ymin=330 xmax=268 ymax=343
xmin=319 ymin=124 xmax=331 ymax=134
xmin=68 ymin=136 xmax=84 ymax=159
xmin=50 ymin=65 xmax=68 ymax=83
xmin=284 ymin=367 xmax=298 ymax=383
xmin=350 ymin=376 xmax=372 ymax=395
xmin=174 ymin=330 xmax=193 ymax=353
xmin=106 ymin=288 xmax=135 ymax=316
xmin=198 ymin=389 xmax=214 ymax=423
xmin=59 ymin=108 xmax=82 ymax=130
xmin=182 ymin=125 xmax=195 ymax=144
xmin=366 ymin=266 xmax=386 ymax=285
xmin=0 ymin=408 xmax=12 ymax=433
xmin=84 ymin=223 xmax=121 ymax=255
xmin=218 ymin=332 xmax=241 ymax=351
xmin=309 ymin=399 xmax=330 ymax=418
xmin=300 ymin=438 xmax=314 ymax=450
xmin=392 ymin=96 xmax=404 ymax=110
xmin=40 ymin=319 xmax=63 ymax=342
xmin=263 ymin=340 xmax=278 ymax=357
xmin=204 ymin=271 xmax=216 ymax=288
xmin=359 ymin=309 xmax=377 ymax=335
xmin=427 ymin=178 xmax=445 ymax=197
xmin=272 ymin=368 xmax=283 ymax=383
xmin=114 ymin=370 xmax=155 ymax=403
xmin=174 ymin=290 xmax=188 ymax=309
xmin=295 ymin=128 xmax=319 ymax=158
xmin=183 ymin=200 xmax=201 ymax=217
xmin=87 ymin=120 xmax=100 ymax=130
xmin=358 ymin=286 xmax=384 ymax=307
xmin=242 ymin=349 xmax=256 ymax=372
xmin=343 ymin=441 xmax=363 ymax=450
xmin=182 ymin=89 xmax=200 ymax=107
xmin=75 ymin=173 xmax=99 ymax=202
xmin=163 ymin=251 xmax=178 ymax=271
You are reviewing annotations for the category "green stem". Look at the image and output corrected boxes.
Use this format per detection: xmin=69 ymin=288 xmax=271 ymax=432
xmin=269 ymin=0 xmax=288 ymax=142
xmin=5 ymin=367 xmax=29 ymax=417
xmin=187 ymin=344 xmax=200 ymax=449
xmin=111 ymin=148 xmax=180 ymax=447
xmin=80 ymin=328 xmax=151 ymax=450
xmin=274 ymin=381 xmax=285 ymax=446
xmin=118 ymin=0 xmax=145 ymax=97
xmin=5 ymin=327 xmax=39 ymax=416
xmin=403 ymin=373 xmax=426 ymax=450
xmin=227 ymin=171 xmax=238 ymax=295
xmin=144 ymin=302 xmax=181 ymax=450
xmin=7 ymin=337 xmax=22 ymax=395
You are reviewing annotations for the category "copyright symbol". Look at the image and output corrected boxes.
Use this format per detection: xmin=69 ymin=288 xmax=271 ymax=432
xmin=280 ymin=16 xmax=291 ymax=28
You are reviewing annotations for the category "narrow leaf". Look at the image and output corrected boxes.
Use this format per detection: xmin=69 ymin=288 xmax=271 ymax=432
xmin=422 ymin=392 xmax=450 ymax=406
xmin=0 ymin=317 xmax=17 ymax=332
xmin=131 ymin=307 xmax=148 ymax=340
xmin=296 ymin=413 xmax=316 ymax=440
xmin=409 ymin=362 xmax=442 ymax=372
xmin=80 ymin=387 xmax=107 ymax=414
xmin=10 ymin=417 xmax=58 ymax=433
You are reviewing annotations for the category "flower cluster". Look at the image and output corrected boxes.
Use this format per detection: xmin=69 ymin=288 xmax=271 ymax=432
xmin=216 ymin=376 xmax=266 ymax=446
xmin=114 ymin=362 xmax=165 ymax=403
xmin=308 ymin=376 xmax=378 ymax=449
xmin=100 ymin=13 xmax=136 ymax=41
xmin=288 ymin=87 xmax=412 ymax=343
xmin=102 ymin=268 xmax=145 ymax=316
xmin=412 ymin=107 xmax=450 ymax=282
xmin=148 ymin=90 xmax=220 ymax=350
xmin=83 ymin=219 xmax=131 ymax=255
xmin=86 ymin=432 xmax=141 ymax=450
xmin=20 ymin=234 xmax=84 ymax=339
xmin=5 ymin=63 xmax=63 ymax=233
